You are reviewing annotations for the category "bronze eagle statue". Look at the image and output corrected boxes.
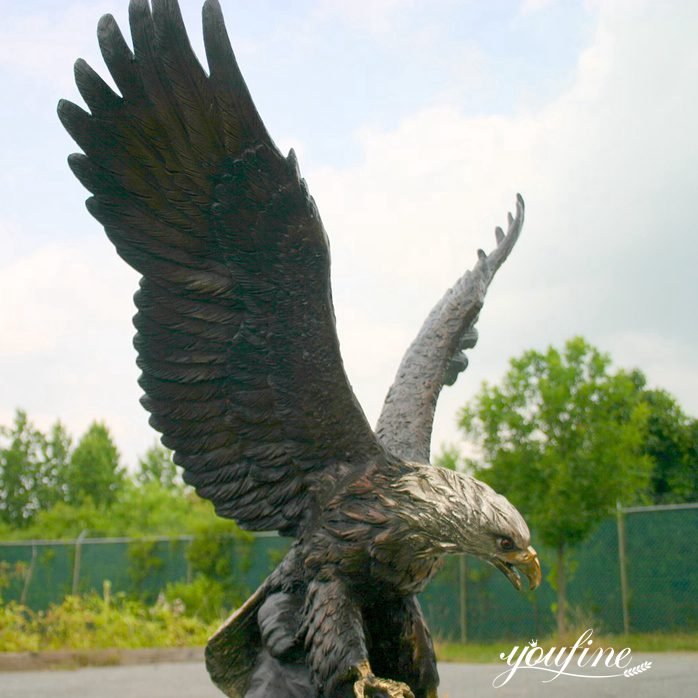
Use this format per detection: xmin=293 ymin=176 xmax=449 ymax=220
xmin=58 ymin=1 xmax=541 ymax=696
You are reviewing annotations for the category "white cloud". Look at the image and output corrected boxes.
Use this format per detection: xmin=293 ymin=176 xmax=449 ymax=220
xmin=520 ymin=0 xmax=558 ymax=15
xmin=0 ymin=237 xmax=135 ymax=357
xmin=605 ymin=331 xmax=698 ymax=412
xmin=315 ymin=0 xmax=416 ymax=34
xmin=0 ymin=232 xmax=154 ymax=468
xmin=0 ymin=2 xmax=113 ymax=89
xmin=3 ymin=0 xmax=697 ymax=471
xmin=306 ymin=0 xmax=698 ymax=453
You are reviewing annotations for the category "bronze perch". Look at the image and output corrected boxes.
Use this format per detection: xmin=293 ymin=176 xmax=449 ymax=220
xmin=58 ymin=1 xmax=541 ymax=696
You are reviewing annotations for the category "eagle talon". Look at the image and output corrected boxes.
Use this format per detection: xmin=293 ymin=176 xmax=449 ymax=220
xmin=353 ymin=674 xmax=415 ymax=698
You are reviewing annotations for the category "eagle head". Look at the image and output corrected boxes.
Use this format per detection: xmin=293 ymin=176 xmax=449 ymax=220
xmin=397 ymin=465 xmax=542 ymax=591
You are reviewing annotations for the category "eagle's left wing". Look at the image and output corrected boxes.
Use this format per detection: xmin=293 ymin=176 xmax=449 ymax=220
xmin=376 ymin=195 xmax=524 ymax=463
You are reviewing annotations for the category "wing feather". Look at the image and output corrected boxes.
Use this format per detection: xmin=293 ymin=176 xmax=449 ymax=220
xmin=59 ymin=0 xmax=384 ymax=536
xmin=376 ymin=196 xmax=524 ymax=462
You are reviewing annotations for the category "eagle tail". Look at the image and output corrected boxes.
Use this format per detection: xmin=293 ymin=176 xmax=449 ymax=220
xmin=205 ymin=581 xmax=269 ymax=698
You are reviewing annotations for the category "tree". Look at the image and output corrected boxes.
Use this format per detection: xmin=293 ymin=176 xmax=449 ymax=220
xmin=64 ymin=422 xmax=124 ymax=508
xmin=135 ymin=442 xmax=181 ymax=490
xmin=0 ymin=410 xmax=45 ymax=527
xmin=640 ymin=389 xmax=698 ymax=504
xmin=0 ymin=411 xmax=69 ymax=527
xmin=459 ymin=337 xmax=652 ymax=636
xmin=38 ymin=421 xmax=73 ymax=508
xmin=15 ymin=481 xmax=224 ymax=541
xmin=0 ymin=412 xmax=242 ymax=541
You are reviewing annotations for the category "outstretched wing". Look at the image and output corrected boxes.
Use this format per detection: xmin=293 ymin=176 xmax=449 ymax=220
xmin=376 ymin=195 xmax=524 ymax=462
xmin=58 ymin=0 xmax=384 ymax=536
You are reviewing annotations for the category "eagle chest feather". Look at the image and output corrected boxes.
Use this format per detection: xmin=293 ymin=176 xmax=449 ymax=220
xmin=305 ymin=470 xmax=446 ymax=596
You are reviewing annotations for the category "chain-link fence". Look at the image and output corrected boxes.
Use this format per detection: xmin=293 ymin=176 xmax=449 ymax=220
xmin=1 ymin=504 xmax=696 ymax=641
xmin=419 ymin=502 xmax=698 ymax=640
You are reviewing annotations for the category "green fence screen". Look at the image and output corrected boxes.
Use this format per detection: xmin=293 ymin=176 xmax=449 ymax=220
xmin=1 ymin=504 xmax=696 ymax=641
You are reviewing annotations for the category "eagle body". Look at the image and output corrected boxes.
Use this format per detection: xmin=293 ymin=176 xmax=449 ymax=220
xmin=59 ymin=1 xmax=539 ymax=696
xmin=210 ymin=460 xmax=455 ymax=698
xmin=207 ymin=461 xmax=535 ymax=697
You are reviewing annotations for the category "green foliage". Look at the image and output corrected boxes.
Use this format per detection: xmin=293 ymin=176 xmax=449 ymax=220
xmin=64 ymin=422 xmax=124 ymax=508
xmin=641 ymin=389 xmax=698 ymax=503
xmin=460 ymin=337 xmax=652 ymax=549
xmin=9 ymin=479 xmax=222 ymax=541
xmin=0 ymin=410 xmax=41 ymax=527
xmin=0 ymin=412 xmax=234 ymax=542
xmin=186 ymin=517 xmax=254 ymax=612
xmin=434 ymin=444 xmax=462 ymax=472
xmin=0 ymin=413 xmax=127 ymax=531
xmin=127 ymin=540 xmax=166 ymax=597
xmin=0 ymin=410 xmax=69 ymax=527
xmin=0 ymin=601 xmax=39 ymax=651
xmin=0 ymin=589 xmax=216 ymax=652
xmin=458 ymin=337 xmax=656 ymax=635
xmin=0 ymin=560 xmax=28 ymax=603
xmin=0 ymin=412 xmax=269 ymax=636
xmin=135 ymin=443 xmax=181 ymax=490
xmin=14 ymin=499 xmax=112 ymax=540
xmin=164 ymin=575 xmax=226 ymax=623
xmin=109 ymin=482 xmax=216 ymax=538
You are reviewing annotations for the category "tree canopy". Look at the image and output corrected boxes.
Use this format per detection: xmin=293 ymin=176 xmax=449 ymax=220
xmin=458 ymin=337 xmax=655 ymax=634
xmin=641 ymin=389 xmax=698 ymax=504
xmin=136 ymin=443 xmax=182 ymax=491
xmin=0 ymin=411 xmax=225 ymax=540
xmin=63 ymin=422 xmax=124 ymax=508
xmin=0 ymin=411 xmax=70 ymax=528
xmin=460 ymin=338 xmax=653 ymax=549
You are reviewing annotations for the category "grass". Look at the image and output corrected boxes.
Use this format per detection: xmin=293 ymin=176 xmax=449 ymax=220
xmin=1 ymin=588 xmax=696 ymax=661
xmin=0 ymin=593 xmax=217 ymax=653
xmin=435 ymin=632 xmax=698 ymax=663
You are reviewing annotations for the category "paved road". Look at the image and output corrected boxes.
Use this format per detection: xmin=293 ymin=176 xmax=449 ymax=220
xmin=1 ymin=654 xmax=695 ymax=697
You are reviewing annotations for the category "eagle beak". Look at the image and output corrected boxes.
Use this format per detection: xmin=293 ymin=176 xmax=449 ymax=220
xmin=491 ymin=546 xmax=542 ymax=591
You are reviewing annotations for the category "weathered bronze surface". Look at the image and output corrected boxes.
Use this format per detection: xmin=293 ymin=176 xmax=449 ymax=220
xmin=59 ymin=2 xmax=539 ymax=696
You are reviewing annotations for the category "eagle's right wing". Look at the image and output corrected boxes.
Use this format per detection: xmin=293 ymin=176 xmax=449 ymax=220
xmin=58 ymin=0 xmax=385 ymax=537
xmin=376 ymin=195 xmax=524 ymax=463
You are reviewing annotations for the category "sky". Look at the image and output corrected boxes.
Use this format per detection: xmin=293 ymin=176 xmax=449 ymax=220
xmin=1 ymin=0 xmax=697 ymax=470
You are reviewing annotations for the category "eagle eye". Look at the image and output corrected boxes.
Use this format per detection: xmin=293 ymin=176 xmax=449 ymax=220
xmin=498 ymin=536 xmax=515 ymax=551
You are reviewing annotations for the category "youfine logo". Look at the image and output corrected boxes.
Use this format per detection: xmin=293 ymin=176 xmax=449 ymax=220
xmin=493 ymin=629 xmax=652 ymax=687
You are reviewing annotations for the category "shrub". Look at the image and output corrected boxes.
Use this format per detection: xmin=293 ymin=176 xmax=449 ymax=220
xmin=0 ymin=585 xmax=217 ymax=652
xmin=163 ymin=575 xmax=226 ymax=623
